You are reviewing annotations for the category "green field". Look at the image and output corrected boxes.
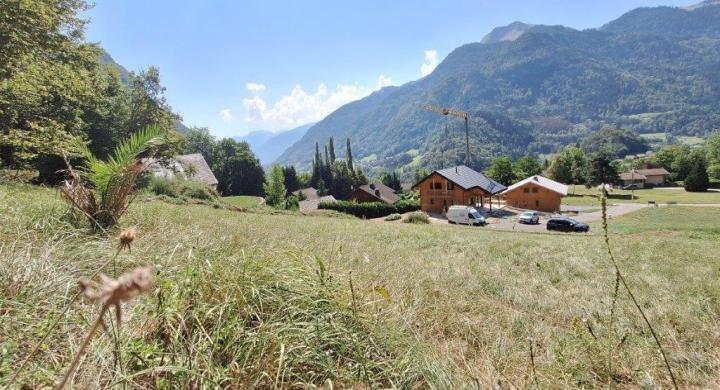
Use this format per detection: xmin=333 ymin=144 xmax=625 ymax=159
xmin=222 ymin=195 xmax=263 ymax=208
xmin=563 ymin=186 xmax=720 ymax=206
xmin=2 ymin=184 xmax=719 ymax=388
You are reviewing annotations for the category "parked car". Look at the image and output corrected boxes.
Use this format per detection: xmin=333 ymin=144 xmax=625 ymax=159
xmin=622 ymin=184 xmax=641 ymax=190
xmin=447 ymin=206 xmax=486 ymax=226
xmin=546 ymin=217 xmax=589 ymax=232
xmin=518 ymin=211 xmax=540 ymax=224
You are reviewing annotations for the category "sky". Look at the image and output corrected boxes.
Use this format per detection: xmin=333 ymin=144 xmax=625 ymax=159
xmin=84 ymin=0 xmax=691 ymax=138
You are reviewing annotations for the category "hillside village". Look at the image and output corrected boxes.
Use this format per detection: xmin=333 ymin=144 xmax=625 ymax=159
xmin=2 ymin=1 xmax=720 ymax=389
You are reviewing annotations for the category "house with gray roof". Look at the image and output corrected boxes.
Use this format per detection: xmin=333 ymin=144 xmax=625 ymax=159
xmin=144 ymin=153 xmax=218 ymax=190
xmin=412 ymin=165 xmax=506 ymax=213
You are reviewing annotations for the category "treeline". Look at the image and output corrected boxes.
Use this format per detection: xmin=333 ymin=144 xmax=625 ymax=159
xmin=310 ymin=137 xmax=368 ymax=199
xmin=0 ymin=1 xmax=182 ymax=183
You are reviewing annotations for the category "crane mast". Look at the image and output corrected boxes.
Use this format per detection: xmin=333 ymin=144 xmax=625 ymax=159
xmin=421 ymin=104 xmax=471 ymax=166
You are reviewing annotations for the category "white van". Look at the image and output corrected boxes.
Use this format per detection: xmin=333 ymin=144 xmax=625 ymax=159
xmin=447 ymin=206 xmax=486 ymax=226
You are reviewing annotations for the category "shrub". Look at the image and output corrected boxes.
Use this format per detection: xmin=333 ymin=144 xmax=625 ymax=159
xmin=684 ymin=157 xmax=710 ymax=192
xmin=177 ymin=180 xmax=217 ymax=201
xmin=285 ymin=195 xmax=300 ymax=210
xmin=319 ymin=199 xmax=419 ymax=219
xmin=403 ymin=211 xmax=430 ymax=224
xmin=384 ymin=213 xmax=401 ymax=221
xmin=148 ymin=176 xmax=178 ymax=197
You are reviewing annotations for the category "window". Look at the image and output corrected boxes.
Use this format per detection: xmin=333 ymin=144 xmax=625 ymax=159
xmin=523 ymin=188 xmax=530 ymax=193
xmin=430 ymin=198 xmax=434 ymax=205
xmin=432 ymin=182 xmax=442 ymax=190
xmin=468 ymin=213 xmax=474 ymax=219
xmin=447 ymin=182 xmax=455 ymax=190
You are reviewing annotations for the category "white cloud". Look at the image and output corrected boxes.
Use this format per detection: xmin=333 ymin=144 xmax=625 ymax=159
xmin=420 ymin=49 xmax=438 ymax=77
xmin=246 ymin=82 xmax=266 ymax=93
xmin=241 ymin=74 xmax=393 ymax=129
xmin=219 ymin=108 xmax=234 ymax=123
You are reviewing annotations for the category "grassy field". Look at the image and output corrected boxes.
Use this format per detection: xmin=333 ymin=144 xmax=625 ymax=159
xmin=563 ymin=186 xmax=720 ymax=206
xmin=2 ymin=183 xmax=719 ymax=388
xmin=223 ymin=195 xmax=263 ymax=208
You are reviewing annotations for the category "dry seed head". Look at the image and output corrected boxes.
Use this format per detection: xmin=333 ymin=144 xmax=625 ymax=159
xmin=79 ymin=266 xmax=154 ymax=306
xmin=118 ymin=227 xmax=136 ymax=252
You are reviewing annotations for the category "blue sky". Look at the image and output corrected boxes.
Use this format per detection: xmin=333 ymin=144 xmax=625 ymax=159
xmin=84 ymin=0 xmax=690 ymax=138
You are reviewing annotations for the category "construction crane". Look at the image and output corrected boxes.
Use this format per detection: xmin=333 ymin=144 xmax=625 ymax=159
xmin=421 ymin=104 xmax=471 ymax=165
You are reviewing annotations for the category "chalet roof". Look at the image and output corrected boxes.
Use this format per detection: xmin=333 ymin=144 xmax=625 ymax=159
xmin=175 ymin=154 xmax=219 ymax=186
xmin=354 ymin=182 xmax=401 ymax=204
xmin=415 ymin=165 xmax=506 ymax=195
xmin=293 ymin=187 xmax=318 ymax=200
xmin=299 ymin=195 xmax=336 ymax=211
xmin=502 ymin=175 xmax=568 ymax=196
xmin=144 ymin=154 xmax=218 ymax=187
xmin=636 ymin=168 xmax=670 ymax=177
xmin=619 ymin=170 xmax=647 ymax=181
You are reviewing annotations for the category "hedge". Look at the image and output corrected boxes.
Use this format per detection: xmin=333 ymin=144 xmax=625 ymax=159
xmin=319 ymin=199 xmax=420 ymax=218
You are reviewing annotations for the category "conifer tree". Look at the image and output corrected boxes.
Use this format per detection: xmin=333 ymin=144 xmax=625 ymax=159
xmin=328 ymin=136 xmax=336 ymax=163
xmin=346 ymin=138 xmax=354 ymax=172
xmin=264 ymin=164 xmax=286 ymax=207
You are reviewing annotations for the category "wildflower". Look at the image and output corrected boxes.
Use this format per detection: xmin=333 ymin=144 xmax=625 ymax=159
xmin=118 ymin=227 xmax=136 ymax=253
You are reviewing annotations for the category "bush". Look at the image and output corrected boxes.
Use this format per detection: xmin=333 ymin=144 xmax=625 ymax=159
xmin=403 ymin=211 xmax=430 ymax=224
xmin=319 ymin=199 xmax=420 ymax=219
xmin=684 ymin=157 xmax=710 ymax=192
xmin=148 ymin=176 xmax=178 ymax=197
xmin=177 ymin=180 xmax=217 ymax=201
xmin=384 ymin=213 xmax=401 ymax=221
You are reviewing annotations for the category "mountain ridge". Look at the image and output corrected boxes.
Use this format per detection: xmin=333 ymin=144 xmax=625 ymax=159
xmin=276 ymin=2 xmax=720 ymax=177
xmin=235 ymin=123 xmax=315 ymax=165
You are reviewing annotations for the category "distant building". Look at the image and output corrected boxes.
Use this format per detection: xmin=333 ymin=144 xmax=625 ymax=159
xmin=502 ymin=175 xmax=568 ymax=212
xmin=299 ymin=195 xmax=336 ymax=212
xmin=619 ymin=168 xmax=670 ymax=188
xmin=292 ymin=187 xmax=318 ymax=200
xmin=145 ymin=153 xmax=218 ymax=190
xmin=348 ymin=183 xmax=400 ymax=204
xmin=412 ymin=165 xmax=506 ymax=213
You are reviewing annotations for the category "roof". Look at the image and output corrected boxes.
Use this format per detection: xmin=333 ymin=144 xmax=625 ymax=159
xmin=414 ymin=165 xmax=506 ymax=195
xmin=353 ymin=183 xmax=401 ymax=204
xmin=299 ymin=195 xmax=336 ymax=211
xmin=293 ymin=187 xmax=318 ymax=200
xmin=636 ymin=168 xmax=670 ymax=177
xmin=144 ymin=154 xmax=218 ymax=187
xmin=175 ymin=154 xmax=218 ymax=186
xmin=619 ymin=170 xmax=647 ymax=181
xmin=502 ymin=175 xmax=568 ymax=196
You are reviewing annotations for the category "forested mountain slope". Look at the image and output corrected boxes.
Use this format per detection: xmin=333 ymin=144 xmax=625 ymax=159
xmin=277 ymin=2 xmax=720 ymax=177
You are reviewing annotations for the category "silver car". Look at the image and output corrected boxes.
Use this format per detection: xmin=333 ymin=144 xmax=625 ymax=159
xmin=518 ymin=211 xmax=540 ymax=224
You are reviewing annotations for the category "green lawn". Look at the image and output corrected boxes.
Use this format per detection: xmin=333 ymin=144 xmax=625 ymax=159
xmin=2 ymin=183 xmax=719 ymax=388
xmin=222 ymin=195 xmax=263 ymax=208
xmin=563 ymin=186 xmax=720 ymax=206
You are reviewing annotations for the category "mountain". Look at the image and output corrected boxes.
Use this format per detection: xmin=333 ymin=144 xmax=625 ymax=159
xmin=100 ymin=50 xmax=131 ymax=84
xmin=235 ymin=122 xmax=315 ymax=164
xmin=481 ymin=22 xmax=535 ymax=44
xmin=277 ymin=3 xmax=720 ymax=177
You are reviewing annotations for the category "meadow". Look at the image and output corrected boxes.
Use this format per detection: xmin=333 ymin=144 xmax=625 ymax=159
xmin=563 ymin=186 xmax=720 ymax=206
xmin=1 ymin=183 xmax=719 ymax=388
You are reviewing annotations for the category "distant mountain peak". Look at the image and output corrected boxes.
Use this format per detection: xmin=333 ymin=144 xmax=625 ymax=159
xmin=684 ymin=0 xmax=720 ymax=11
xmin=481 ymin=21 xmax=535 ymax=44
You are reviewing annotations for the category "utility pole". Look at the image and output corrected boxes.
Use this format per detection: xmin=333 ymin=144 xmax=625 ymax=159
xmin=421 ymin=104 xmax=471 ymax=166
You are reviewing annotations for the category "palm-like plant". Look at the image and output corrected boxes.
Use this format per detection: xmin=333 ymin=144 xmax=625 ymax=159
xmin=62 ymin=126 xmax=167 ymax=229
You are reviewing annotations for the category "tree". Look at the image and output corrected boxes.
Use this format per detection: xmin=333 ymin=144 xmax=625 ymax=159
xmin=486 ymin=156 xmax=516 ymax=186
xmin=184 ymin=127 xmax=218 ymax=167
xmin=684 ymin=156 xmax=710 ymax=192
xmin=330 ymin=161 xmax=354 ymax=199
xmin=214 ymin=139 xmax=265 ymax=196
xmin=264 ymin=164 xmax=286 ymax=207
xmin=705 ymin=130 xmax=720 ymax=180
xmin=513 ymin=155 xmax=543 ymax=179
xmin=547 ymin=147 xmax=588 ymax=192
xmin=414 ymin=168 xmax=430 ymax=185
xmin=346 ymin=138 xmax=354 ymax=172
xmin=328 ymin=136 xmax=336 ymax=163
xmin=282 ymin=165 xmax=300 ymax=193
xmin=587 ymin=151 xmax=619 ymax=186
xmin=579 ymin=128 xmax=649 ymax=159
xmin=381 ymin=171 xmax=402 ymax=192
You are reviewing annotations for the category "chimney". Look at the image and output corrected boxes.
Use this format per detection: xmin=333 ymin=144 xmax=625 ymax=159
xmin=455 ymin=166 xmax=458 ymax=174
xmin=369 ymin=183 xmax=375 ymax=190
xmin=375 ymin=189 xmax=381 ymax=196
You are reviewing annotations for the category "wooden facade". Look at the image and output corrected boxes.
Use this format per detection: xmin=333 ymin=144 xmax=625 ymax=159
xmin=415 ymin=172 xmax=492 ymax=213
xmin=503 ymin=181 xmax=563 ymax=212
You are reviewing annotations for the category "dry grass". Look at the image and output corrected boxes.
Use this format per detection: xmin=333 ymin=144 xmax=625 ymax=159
xmin=1 ymin=183 xmax=719 ymax=388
